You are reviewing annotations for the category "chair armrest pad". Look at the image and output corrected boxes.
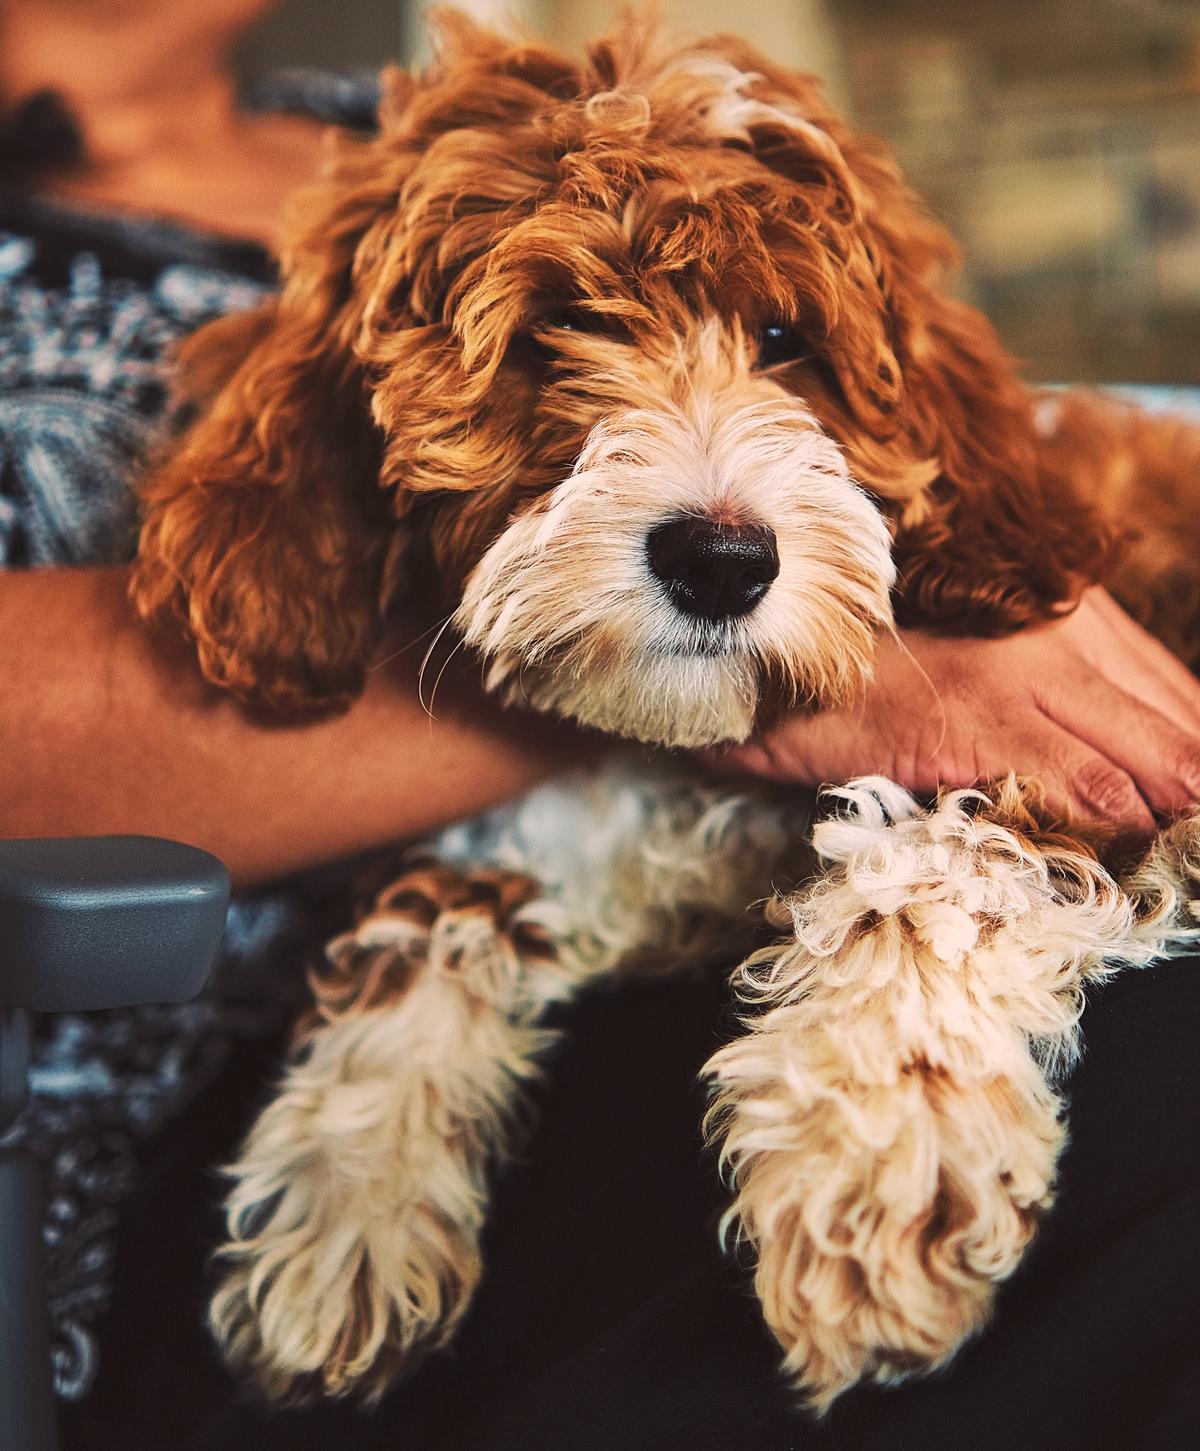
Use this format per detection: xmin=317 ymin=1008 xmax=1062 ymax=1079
xmin=0 ymin=837 xmax=230 ymax=1011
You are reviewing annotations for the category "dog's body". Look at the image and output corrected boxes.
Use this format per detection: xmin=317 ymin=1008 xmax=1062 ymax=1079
xmin=130 ymin=12 xmax=1200 ymax=1411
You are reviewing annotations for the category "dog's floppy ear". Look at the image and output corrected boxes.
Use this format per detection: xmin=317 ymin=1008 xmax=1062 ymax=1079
xmin=848 ymin=152 xmax=1114 ymax=634
xmin=131 ymin=129 xmax=406 ymax=716
xmin=706 ymin=44 xmax=1112 ymax=631
xmin=132 ymin=25 xmax=585 ymax=714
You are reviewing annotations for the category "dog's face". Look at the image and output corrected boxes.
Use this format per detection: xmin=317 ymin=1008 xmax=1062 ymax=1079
xmin=133 ymin=14 xmax=1108 ymax=740
xmin=368 ymin=38 xmax=908 ymax=746
xmin=451 ymin=318 xmax=892 ymax=747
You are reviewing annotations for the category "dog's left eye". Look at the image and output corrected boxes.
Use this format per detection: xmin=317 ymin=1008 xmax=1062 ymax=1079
xmin=523 ymin=309 xmax=611 ymax=363
xmin=541 ymin=309 xmax=603 ymax=335
xmin=758 ymin=322 xmax=810 ymax=368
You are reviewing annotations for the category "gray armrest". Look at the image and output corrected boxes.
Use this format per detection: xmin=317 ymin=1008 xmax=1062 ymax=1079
xmin=0 ymin=836 xmax=230 ymax=1011
xmin=0 ymin=835 xmax=230 ymax=1451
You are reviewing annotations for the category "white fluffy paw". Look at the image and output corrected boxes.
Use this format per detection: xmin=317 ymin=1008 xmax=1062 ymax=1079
xmin=706 ymin=777 xmax=1153 ymax=1410
xmin=210 ymin=863 xmax=557 ymax=1402
xmin=209 ymin=1023 xmax=484 ymax=1403
xmin=708 ymin=1012 xmax=1064 ymax=1410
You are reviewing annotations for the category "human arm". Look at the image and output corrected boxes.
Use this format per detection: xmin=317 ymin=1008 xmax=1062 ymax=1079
xmin=0 ymin=564 xmax=583 ymax=887
xmin=710 ymin=588 xmax=1200 ymax=836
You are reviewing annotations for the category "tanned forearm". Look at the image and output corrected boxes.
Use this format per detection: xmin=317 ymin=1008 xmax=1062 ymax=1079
xmin=0 ymin=566 xmax=584 ymax=886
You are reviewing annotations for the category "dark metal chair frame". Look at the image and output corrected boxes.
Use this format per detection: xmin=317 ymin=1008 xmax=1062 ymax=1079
xmin=0 ymin=836 xmax=230 ymax=1451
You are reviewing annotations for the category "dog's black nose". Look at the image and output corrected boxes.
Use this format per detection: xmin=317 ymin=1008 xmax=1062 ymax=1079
xmin=646 ymin=517 xmax=779 ymax=622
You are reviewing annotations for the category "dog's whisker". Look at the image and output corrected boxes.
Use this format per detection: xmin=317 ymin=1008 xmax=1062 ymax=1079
xmin=886 ymin=622 xmax=948 ymax=759
xmin=422 ymin=633 xmax=468 ymax=727
xmin=515 ymin=651 xmax=536 ymax=707
xmin=417 ymin=615 xmax=459 ymax=718
xmin=371 ymin=612 xmax=457 ymax=674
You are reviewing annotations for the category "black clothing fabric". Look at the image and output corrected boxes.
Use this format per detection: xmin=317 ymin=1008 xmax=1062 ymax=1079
xmin=60 ymin=953 xmax=1200 ymax=1451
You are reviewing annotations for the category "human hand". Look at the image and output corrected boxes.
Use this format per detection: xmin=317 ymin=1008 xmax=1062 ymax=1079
xmin=709 ymin=588 xmax=1200 ymax=836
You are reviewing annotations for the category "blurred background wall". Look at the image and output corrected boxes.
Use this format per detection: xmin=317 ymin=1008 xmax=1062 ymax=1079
xmin=236 ymin=0 xmax=1200 ymax=384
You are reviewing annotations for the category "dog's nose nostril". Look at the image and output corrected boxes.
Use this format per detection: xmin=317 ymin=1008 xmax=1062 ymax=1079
xmin=646 ymin=517 xmax=779 ymax=622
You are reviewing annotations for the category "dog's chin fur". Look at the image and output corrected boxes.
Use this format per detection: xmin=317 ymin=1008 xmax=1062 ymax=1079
xmin=483 ymin=648 xmax=764 ymax=748
xmin=455 ymin=324 xmax=896 ymax=747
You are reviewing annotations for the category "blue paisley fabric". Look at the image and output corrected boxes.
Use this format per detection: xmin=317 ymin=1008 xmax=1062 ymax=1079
xmin=0 ymin=71 xmax=379 ymax=1400
xmin=0 ymin=233 xmax=268 ymax=567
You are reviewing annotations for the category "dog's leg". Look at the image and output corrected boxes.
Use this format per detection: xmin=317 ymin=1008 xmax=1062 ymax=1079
xmin=212 ymin=756 xmax=808 ymax=1403
xmin=705 ymin=777 xmax=1169 ymax=1411
xmin=209 ymin=862 xmax=581 ymax=1403
xmin=1119 ymin=809 xmax=1200 ymax=950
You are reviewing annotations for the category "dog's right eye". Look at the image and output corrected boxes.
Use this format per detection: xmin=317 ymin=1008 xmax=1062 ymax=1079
xmin=758 ymin=321 xmax=810 ymax=369
xmin=540 ymin=309 xmax=603 ymax=336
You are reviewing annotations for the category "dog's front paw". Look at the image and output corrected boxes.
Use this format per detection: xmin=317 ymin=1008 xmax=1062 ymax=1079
xmin=209 ymin=861 xmax=559 ymax=1403
xmin=705 ymin=777 xmax=1145 ymax=1410
xmin=209 ymin=1065 xmax=481 ymax=1404
xmin=707 ymin=1021 xmax=1062 ymax=1410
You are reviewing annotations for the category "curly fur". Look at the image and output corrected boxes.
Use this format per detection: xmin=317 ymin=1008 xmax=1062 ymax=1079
xmin=210 ymin=864 xmax=563 ymax=1402
xmin=131 ymin=9 xmax=1123 ymax=733
xmin=130 ymin=6 xmax=1200 ymax=1417
xmin=703 ymin=778 xmax=1195 ymax=1409
xmin=211 ymin=754 xmax=810 ymax=1402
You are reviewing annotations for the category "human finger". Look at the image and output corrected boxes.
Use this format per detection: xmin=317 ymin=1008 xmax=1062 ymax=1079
xmin=1034 ymin=668 xmax=1200 ymax=817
